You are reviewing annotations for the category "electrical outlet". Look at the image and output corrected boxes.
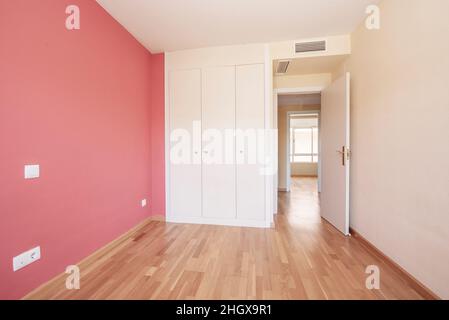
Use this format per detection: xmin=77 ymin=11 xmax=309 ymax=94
xmin=141 ymin=199 xmax=147 ymax=207
xmin=13 ymin=246 xmax=41 ymax=271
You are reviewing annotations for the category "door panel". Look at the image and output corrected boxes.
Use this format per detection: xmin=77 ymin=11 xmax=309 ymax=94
xmin=236 ymin=64 xmax=265 ymax=221
xmin=169 ymin=69 xmax=202 ymax=218
xmin=320 ymin=72 xmax=350 ymax=235
xmin=202 ymin=66 xmax=236 ymax=219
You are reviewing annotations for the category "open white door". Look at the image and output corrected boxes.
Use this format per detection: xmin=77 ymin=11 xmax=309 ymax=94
xmin=320 ymin=72 xmax=350 ymax=236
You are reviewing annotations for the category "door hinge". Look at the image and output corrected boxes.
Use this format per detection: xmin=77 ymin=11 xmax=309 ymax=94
xmin=346 ymin=147 xmax=351 ymax=161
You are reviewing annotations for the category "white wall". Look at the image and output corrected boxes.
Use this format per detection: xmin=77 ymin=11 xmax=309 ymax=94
xmin=345 ymin=0 xmax=449 ymax=299
xmin=165 ymin=43 xmax=266 ymax=69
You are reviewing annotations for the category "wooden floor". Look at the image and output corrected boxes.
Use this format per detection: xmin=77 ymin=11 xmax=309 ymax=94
xmin=26 ymin=177 xmax=426 ymax=300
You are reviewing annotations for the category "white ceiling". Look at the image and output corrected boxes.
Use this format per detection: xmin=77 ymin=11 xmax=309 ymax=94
xmin=96 ymin=0 xmax=379 ymax=53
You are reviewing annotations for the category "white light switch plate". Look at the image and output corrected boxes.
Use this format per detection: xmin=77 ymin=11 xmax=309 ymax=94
xmin=24 ymin=165 xmax=40 ymax=179
xmin=141 ymin=199 xmax=147 ymax=207
xmin=13 ymin=246 xmax=41 ymax=271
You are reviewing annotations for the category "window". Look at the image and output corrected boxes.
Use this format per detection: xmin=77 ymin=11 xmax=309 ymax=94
xmin=290 ymin=126 xmax=319 ymax=163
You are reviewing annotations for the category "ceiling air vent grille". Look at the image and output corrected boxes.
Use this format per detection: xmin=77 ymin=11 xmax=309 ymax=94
xmin=276 ymin=60 xmax=290 ymax=74
xmin=295 ymin=40 xmax=326 ymax=53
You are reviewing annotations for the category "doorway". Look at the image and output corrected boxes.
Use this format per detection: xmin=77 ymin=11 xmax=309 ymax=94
xmin=276 ymin=93 xmax=321 ymax=193
xmin=272 ymin=56 xmax=351 ymax=235
xmin=276 ymin=73 xmax=350 ymax=235
xmin=276 ymin=94 xmax=322 ymax=223
xmin=288 ymin=112 xmax=320 ymax=189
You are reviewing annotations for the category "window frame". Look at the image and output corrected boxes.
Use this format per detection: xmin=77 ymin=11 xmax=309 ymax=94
xmin=290 ymin=126 xmax=319 ymax=164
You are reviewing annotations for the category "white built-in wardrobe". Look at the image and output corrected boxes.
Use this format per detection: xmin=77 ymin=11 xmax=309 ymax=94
xmin=166 ymin=45 xmax=270 ymax=228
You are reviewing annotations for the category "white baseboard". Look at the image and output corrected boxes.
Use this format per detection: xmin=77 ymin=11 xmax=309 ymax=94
xmin=166 ymin=216 xmax=271 ymax=229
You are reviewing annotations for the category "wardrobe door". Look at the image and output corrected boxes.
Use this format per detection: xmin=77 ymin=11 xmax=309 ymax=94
xmin=202 ymin=66 xmax=236 ymax=219
xmin=169 ymin=69 xmax=202 ymax=218
xmin=236 ymin=64 xmax=266 ymax=221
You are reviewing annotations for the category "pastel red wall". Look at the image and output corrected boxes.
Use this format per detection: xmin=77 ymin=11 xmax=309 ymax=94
xmin=149 ymin=54 xmax=166 ymax=217
xmin=0 ymin=0 xmax=165 ymax=299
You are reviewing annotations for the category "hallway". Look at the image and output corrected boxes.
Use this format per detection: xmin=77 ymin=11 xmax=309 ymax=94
xmin=278 ymin=177 xmax=322 ymax=225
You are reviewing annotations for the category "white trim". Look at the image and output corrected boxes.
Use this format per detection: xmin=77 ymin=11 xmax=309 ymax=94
xmin=167 ymin=216 xmax=270 ymax=229
xmin=264 ymin=44 xmax=274 ymax=226
xmin=275 ymin=86 xmax=324 ymax=95
xmin=344 ymin=72 xmax=351 ymax=236
xmin=318 ymin=112 xmax=322 ymax=193
xmin=272 ymin=86 xmax=278 ymax=215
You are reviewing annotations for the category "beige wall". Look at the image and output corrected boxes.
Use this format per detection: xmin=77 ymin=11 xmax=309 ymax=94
xmin=291 ymin=163 xmax=318 ymax=177
xmin=344 ymin=0 xmax=449 ymax=299
xmin=278 ymin=105 xmax=320 ymax=190
xmin=274 ymin=73 xmax=331 ymax=89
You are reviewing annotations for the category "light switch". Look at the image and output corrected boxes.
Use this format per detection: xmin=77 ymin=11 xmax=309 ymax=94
xmin=24 ymin=165 xmax=40 ymax=179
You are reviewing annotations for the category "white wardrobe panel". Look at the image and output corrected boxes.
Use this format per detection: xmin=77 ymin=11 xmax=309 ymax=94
xmin=202 ymin=66 xmax=236 ymax=219
xmin=236 ymin=64 xmax=266 ymax=221
xmin=169 ymin=69 xmax=202 ymax=218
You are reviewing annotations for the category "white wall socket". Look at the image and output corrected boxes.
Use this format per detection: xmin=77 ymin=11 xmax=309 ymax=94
xmin=13 ymin=246 xmax=41 ymax=272
xmin=24 ymin=164 xmax=40 ymax=179
xmin=141 ymin=199 xmax=147 ymax=207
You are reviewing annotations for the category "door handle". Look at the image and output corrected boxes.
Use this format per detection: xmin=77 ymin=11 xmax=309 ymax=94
xmin=337 ymin=146 xmax=346 ymax=166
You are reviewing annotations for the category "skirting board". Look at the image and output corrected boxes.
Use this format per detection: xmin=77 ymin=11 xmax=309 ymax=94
xmin=349 ymin=227 xmax=440 ymax=300
xmin=291 ymin=175 xmax=318 ymax=178
xmin=150 ymin=214 xmax=165 ymax=222
xmin=167 ymin=216 xmax=271 ymax=229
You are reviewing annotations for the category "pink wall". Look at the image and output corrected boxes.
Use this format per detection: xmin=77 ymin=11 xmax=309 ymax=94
xmin=149 ymin=54 xmax=166 ymax=217
xmin=0 ymin=0 xmax=165 ymax=299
